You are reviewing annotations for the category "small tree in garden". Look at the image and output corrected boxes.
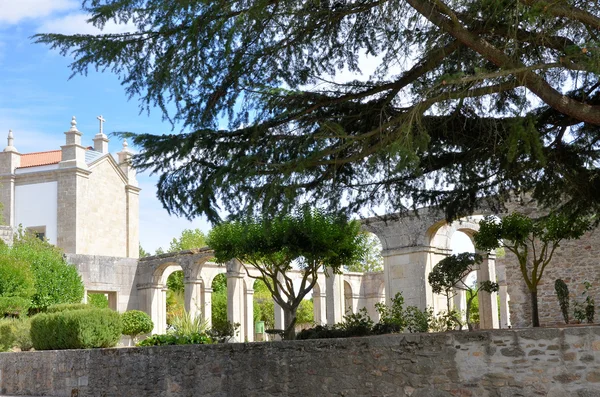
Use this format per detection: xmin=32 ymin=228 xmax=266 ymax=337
xmin=208 ymin=207 xmax=366 ymax=340
xmin=428 ymin=253 xmax=498 ymax=331
xmin=554 ymin=279 xmax=570 ymax=324
xmin=0 ymin=256 xmax=35 ymax=317
xmin=475 ymin=213 xmax=590 ymax=327
xmin=121 ymin=310 xmax=154 ymax=344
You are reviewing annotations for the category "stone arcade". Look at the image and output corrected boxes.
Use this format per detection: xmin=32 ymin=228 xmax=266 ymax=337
xmin=6 ymin=117 xmax=595 ymax=337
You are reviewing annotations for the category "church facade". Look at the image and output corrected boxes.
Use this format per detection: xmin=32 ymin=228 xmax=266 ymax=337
xmin=0 ymin=116 xmax=140 ymax=258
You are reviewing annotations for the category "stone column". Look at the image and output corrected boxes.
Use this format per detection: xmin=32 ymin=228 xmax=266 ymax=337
xmin=184 ymin=279 xmax=203 ymax=320
xmin=138 ymin=283 xmax=165 ymax=335
xmin=499 ymin=285 xmax=511 ymax=328
xmin=245 ymin=287 xmax=254 ymax=342
xmin=312 ymin=289 xmax=327 ymax=325
xmin=326 ymin=273 xmax=344 ymax=325
xmin=477 ymin=254 xmax=500 ymax=329
xmin=274 ymin=301 xmax=285 ymax=330
xmin=202 ymin=286 xmax=213 ymax=329
xmin=227 ymin=272 xmax=245 ymax=342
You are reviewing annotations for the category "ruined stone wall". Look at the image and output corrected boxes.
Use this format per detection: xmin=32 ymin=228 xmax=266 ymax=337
xmin=66 ymin=254 xmax=140 ymax=313
xmin=2 ymin=327 xmax=600 ymax=397
xmin=0 ymin=225 xmax=13 ymax=245
xmin=499 ymin=201 xmax=600 ymax=328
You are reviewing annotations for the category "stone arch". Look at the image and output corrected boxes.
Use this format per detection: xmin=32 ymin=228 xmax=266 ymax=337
xmin=343 ymin=280 xmax=353 ymax=314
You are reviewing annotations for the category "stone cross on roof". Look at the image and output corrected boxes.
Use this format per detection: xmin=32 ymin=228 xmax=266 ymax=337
xmin=97 ymin=115 xmax=106 ymax=135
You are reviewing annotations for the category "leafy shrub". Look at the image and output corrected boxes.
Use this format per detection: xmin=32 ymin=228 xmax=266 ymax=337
xmin=574 ymin=281 xmax=595 ymax=324
xmin=87 ymin=293 xmax=109 ymax=309
xmin=375 ymin=292 xmax=408 ymax=332
xmin=137 ymin=332 xmax=212 ymax=346
xmin=121 ymin=310 xmax=154 ymax=338
xmin=0 ymin=255 xmax=35 ymax=317
xmin=7 ymin=231 xmax=84 ymax=312
xmin=0 ymin=318 xmax=32 ymax=351
xmin=12 ymin=318 xmax=33 ymax=351
xmin=208 ymin=321 xmax=240 ymax=343
xmin=170 ymin=309 xmax=207 ymax=336
xmin=31 ymin=308 xmax=122 ymax=350
xmin=555 ymin=279 xmax=570 ymax=324
xmin=0 ymin=319 xmax=16 ymax=351
xmin=336 ymin=308 xmax=374 ymax=337
xmin=45 ymin=303 xmax=92 ymax=313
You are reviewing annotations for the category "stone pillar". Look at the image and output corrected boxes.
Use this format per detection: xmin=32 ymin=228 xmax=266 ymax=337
xmin=57 ymin=117 xmax=90 ymax=255
xmin=326 ymin=273 xmax=344 ymax=325
xmin=93 ymin=131 xmax=109 ymax=154
xmin=312 ymin=289 xmax=327 ymax=325
xmin=227 ymin=271 xmax=245 ymax=342
xmin=477 ymin=254 xmax=499 ymax=329
xmin=118 ymin=140 xmax=140 ymax=259
xmin=184 ymin=279 xmax=203 ymax=320
xmin=499 ymin=285 xmax=511 ymax=328
xmin=139 ymin=284 xmax=165 ymax=335
xmin=202 ymin=286 xmax=213 ymax=329
xmin=274 ymin=301 xmax=285 ymax=330
xmin=245 ymin=287 xmax=254 ymax=342
xmin=383 ymin=246 xmax=447 ymax=310
xmin=0 ymin=129 xmax=20 ymax=227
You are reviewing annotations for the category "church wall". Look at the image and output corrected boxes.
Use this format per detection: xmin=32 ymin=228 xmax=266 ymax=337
xmin=14 ymin=181 xmax=58 ymax=244
xmin=80 ymin=159 xmax=128 ymax=257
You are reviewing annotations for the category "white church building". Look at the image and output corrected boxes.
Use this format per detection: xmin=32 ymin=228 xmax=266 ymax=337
xmin=0 ymin=116 xmax=140 ymax=258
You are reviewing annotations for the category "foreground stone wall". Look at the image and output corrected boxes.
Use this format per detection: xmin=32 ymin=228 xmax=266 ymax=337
xmin=2 ymin=327 xmax=600 ymax=397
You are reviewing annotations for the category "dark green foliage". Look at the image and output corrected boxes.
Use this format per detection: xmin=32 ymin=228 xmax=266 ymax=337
xmin=30 ymin=308 xmax=122 ymax=350
xmin=298 ymin=292 xmax=432 ymax=340
xmin=137 ymin=333 xmax=212 ymax=346
xmin=35 ymin=1 xmax=600 ymax=225
xmin=46 ymin=303 xmax=92 ymax=313
xmin=207 ymin=321 xmax=240 ymax=343
xmin=121 ymin=310 xmax=154 ymax=338
xmin=208 ymin=207 xmax=365 ymax=340
xmin=475 ymin=213 xmax=590 ymax=327
xmin=555 ymin=279 xmax=570 ymax=324
xmin=0 ymin=255 xmax=35 ymax=317
xmin=574 ymin=281 xmax=595 ymax=324
xmin=428 ymin=253 xmax=498 ymax=331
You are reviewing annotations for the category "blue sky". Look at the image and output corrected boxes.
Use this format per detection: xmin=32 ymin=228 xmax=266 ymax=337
xmin=0 ymin=1 xmax=475 ymax=255
xmin=0 ymin=0 xmax=211 ymax=253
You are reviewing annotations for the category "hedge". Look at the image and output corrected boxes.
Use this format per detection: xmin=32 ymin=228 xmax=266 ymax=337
xmin=31 ymin=308 xmax=122 ymax=350
xmin=45 ymin=303 xmax=92 ymax=313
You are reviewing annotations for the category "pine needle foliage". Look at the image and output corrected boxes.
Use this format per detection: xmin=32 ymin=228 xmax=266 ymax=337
xmin=35 ymin=0 xmax=600 ymax=221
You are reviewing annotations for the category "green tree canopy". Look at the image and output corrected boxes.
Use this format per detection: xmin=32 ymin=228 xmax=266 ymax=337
xmin=474 ymin=212 xmax=590 ymax=327
xmin=167 ymin=229 xmax=208 ymax=252
xmin=0 ymin=254 xmax=35 ymax=317
xmin=36 ymin=0 xmax=600 ymax=222
xmin=428 ymin=253 xmax=498 ymax=331
xmin=345 ymin=232 xmax=383 ymax=273
xmin=207 ymin=207 xmax=365 ymax=339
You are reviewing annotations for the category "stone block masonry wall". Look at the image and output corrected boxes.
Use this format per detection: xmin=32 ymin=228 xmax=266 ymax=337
xmin=2 ymin=327 xmax=600 ymax=396
xmin=0 ymin=225 xmax=13 ymax=245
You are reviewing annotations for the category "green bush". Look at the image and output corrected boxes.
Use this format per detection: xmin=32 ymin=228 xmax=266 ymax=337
xmin=137 ymin=332 xmax=212 ymax=346
xmin=0 ymin=256 xmax=35 ymax=317
xmin=121 ymin=310 xmax=154 ymax=338
xmin=0 ymin=318 xmax=32 ymax=351
xmin=45 ymin=303 xmax=92 ymax=313
xmin=87 ymin=293 xmax=109 ymax=309
xmin=7 ymin=231 xmax=84 ymax=312
xmin=0 ymin=319 xmax=16 ymax=352
xmin=31 ymin=308 xmax=122 ymax=350
xmin=555 ymin=279 xmax=570 ymax=324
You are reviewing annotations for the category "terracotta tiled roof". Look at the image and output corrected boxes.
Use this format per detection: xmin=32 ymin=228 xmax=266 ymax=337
xmin=19 ymin=150 xmax=62 ymax=168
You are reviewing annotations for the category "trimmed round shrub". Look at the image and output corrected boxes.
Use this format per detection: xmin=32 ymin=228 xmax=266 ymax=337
xmin=0 ymin=320 xmax=16 ymax=352
xmin=31 ymin=308 xmax=122 ymax=350
xmin=121 ymin=310 xmax=153 ymax=338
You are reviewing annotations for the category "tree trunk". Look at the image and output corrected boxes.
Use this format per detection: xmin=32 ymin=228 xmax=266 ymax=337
xmin=531 ymin=290 xmax=540 ymax=327
xmin=283 ymin=307 xmax=298 ymax=340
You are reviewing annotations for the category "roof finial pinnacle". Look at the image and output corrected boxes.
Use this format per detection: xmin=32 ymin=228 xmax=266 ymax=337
xmin=69 ymin=116 xmax=78 ymax=132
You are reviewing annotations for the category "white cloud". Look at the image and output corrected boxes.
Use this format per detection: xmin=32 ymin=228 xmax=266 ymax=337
xmin=0 ymin=0 xmax=77 ymax=24
xmin=37 ymin=12 xmax=135 ymax=35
